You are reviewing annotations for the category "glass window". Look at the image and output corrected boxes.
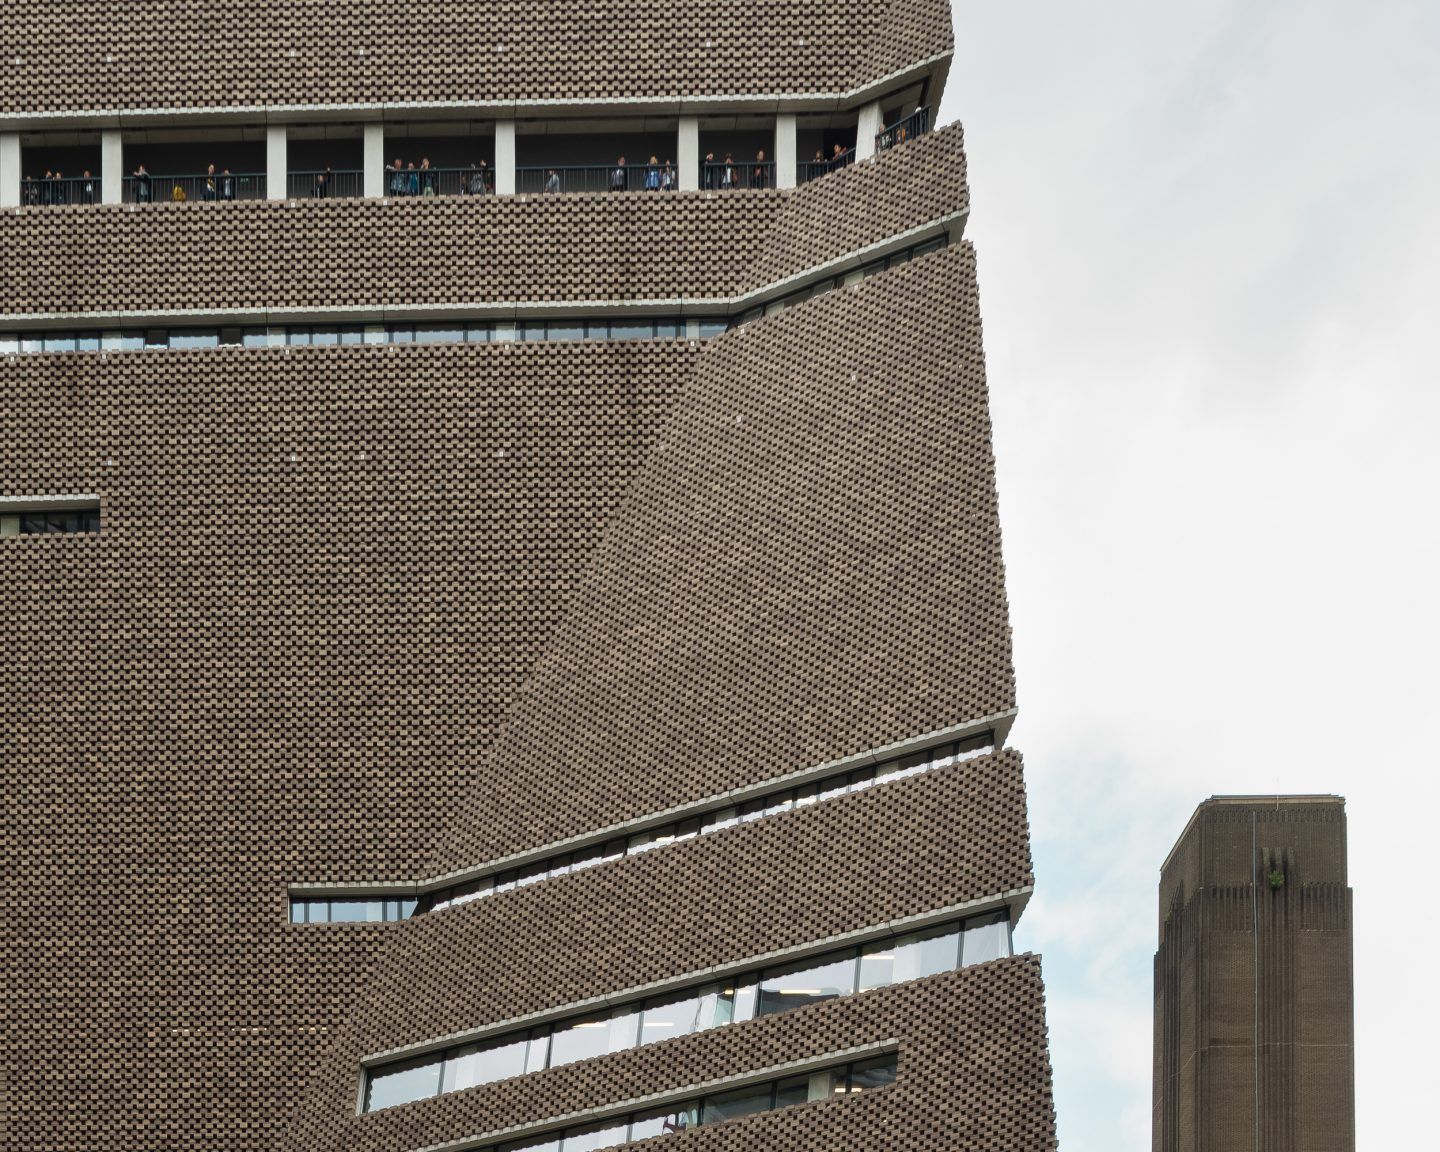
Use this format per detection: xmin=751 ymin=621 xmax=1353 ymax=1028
xmin=399 ymin=898 xmax=418 ymax=918
xmin=701 ymin=806 xmax=737 ymax=833
xmin=653 ymin=320 xmax=679 ymax=339
xmin=548 ymin=854 xmax=572 ymax=879
xmin=858 ymin=938 xmax=898 ymax=991
xmin=19 ymin=335 xmax=44 ymax=354
xmin=816 ymin=773 xmax=848 ymax=802
xmin=585 ymin=321 xmax=610 ymax=340
xmin=702 ymin=1084 xmax=773 ymax=1125
xmin=514 ymin=861 xmax=548 ymax=889
xmin=548 ymin=1012 xmax=616 ymax=1069
xmin=560 ymin=1121 xmax=628 ymax=1151
xmin=338 ymin=327 xmax=366 ymax=345
xmin=171 ymin=330 xmax=219 ymax=350
xmin=365 ymin=1056 xmax=441 ymax=1111
xmin=441 ymin=1034 xmax=528 ymax=1092
xmin=848 ymin=1054 xmax=898 ymax=1093
xmin=363 ymin=326 xmax=387 ymax=345
xmin=288 ymin=902 xmax=307 ymax=925
xmin=893 ymin=923 xmax=960 ymax=982
xmin=546 ymin=324 xmax=584 ymax=342
xmin=956 ymin=731 xmax=993 ymax=759
xmin=329 ymin=900 xmax=382 ymax=923
xmin=467 ymin=325 xmax=493 ymax=343
xmin=639 ymin=989 xmax=705 ymax=1045
xmin=0 ymin=335 xmax=18 ymax=355
xmin=76 ymin=333 xmax=101 ymax=352
xmin=389 ymin=326 xmax=414 ymax=344
xmin=416 ymin=326 xmax=465 ymax=345
xmin=43 ymin=334 xmax=77 ymax=353
xmin=310 ymin=328 xmax=340 ymax=347
xmin=242 ymin=329 xmax=270 ymax=349
xmin=887 ymin=248 xmax=912 ymax=267
xmin=708 ymin=979 xmax=756 ymax=1028
xmin=757 ymin=951 xmax=857 ymax=1017
xmin=628 ymin=1104 xmax=697 ymax=1139
xmin=698 ymin=320 xmax=729 ymax=339
xmin=763 ymin=791 xmax=794 ymax=817
xmin=848 ymin=766 xmax=876 ymax=792
xmin=524 ymin=1029 xmax=549 ymax=1074
xmin=521 ymin=322 xmax=549 ymax=342
xmin=773 ymin=1075 xmax=810 ymax=1110
xmin=738 ymin=796 xmax=767 ymax=823
xmin=960 ymin=910 xmax=1011 ymax=966
xmin=304 ymin=901 xmax=330 ymax=924
xmin=912 ymin=237 xmax=945 ymax=257
xmin=609 ymin=322 xmax=653 ymax=341
xmin=492 ymin=870 xmax=517 ymax=894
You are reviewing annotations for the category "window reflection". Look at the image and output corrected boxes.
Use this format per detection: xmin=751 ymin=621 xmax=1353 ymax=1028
xmin=757 ymin=952 xmax=857 ymax=1016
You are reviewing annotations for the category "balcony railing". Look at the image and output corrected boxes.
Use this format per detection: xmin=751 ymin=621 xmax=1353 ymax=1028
xmin=21 ymin=177 xmax=99 ymax=206
xmin=516 ymin=164 xmax=679 ymax=193
xmin=286 ymin=170 xmax=364 ymax=199
xmin=383 ymin=166 xmax=495 ymax=197
xmin=702 ymin=161 xmax=775 ymax=190
xmin=123 ymin=172 xmax=264 ymax=203
xmin=876 ymin=107 xmax=931 ymax=153
xmin=798 ymin=148 xmax=856 ymax=185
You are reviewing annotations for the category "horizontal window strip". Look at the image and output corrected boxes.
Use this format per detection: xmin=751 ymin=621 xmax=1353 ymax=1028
xmin=0 ymin=496 xmax=101 ymax=537
xmin=291 ymin=729 xmax=995 ymax=927
xmin=0 ymin=236 xmax=951 ymax=358
xmin=421 ymin=1049 xmax=899 ymax=1152
xmin=362 ymin=909 xmax=1006 ymax=1114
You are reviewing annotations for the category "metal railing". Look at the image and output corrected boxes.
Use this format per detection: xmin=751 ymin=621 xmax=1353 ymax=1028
xmin=798 ymin=149 xmax=856 ymax=184
xmin=286 ymin=170 xmax=364 ymax=199
xmin=123 ymin=172 xmax=264 ymax=203
xmin=383 ymin=165 xmax=495 ymax=197
xmin=702 ymin=161 xmax=775 ymax=190
xmin=876 ymin=106 xmax=931 ymax=153
xmin=20 ymin=177 xmax=100 ymax=206
xmin=516 ymin=164 xmax=679 ymax=193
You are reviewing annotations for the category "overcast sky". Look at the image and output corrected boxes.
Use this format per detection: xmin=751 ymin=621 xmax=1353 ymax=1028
xmin=940 ymin=1 xmax=1438 ymax=1147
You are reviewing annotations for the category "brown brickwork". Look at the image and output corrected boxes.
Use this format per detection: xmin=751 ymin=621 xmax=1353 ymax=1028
xmin=0 ymin=2 xmax=953 ymax=116
xmin=0 ymin=125 xmax=968 ymax=320
xmin=295 ymin=959 xmax=1055 ymax=1152
xmin=1153 ymin=797 xmax=1355 ymax=1152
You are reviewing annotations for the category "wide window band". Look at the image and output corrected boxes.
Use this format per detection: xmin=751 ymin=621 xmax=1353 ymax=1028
xmin=362 ymin=910 xmax=1007 ymax=1113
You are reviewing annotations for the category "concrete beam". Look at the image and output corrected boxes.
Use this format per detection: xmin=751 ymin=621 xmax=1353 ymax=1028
xmin=494 ymin=121 xmax=516 ymax=195
xmin=101 ymin=131 xmax=123 ymax=204
xmin=678 ymin=117 xmax=699 ymax=193
xmin=855 ymin=101 xmax=883 ymax=160
xmin=775 ymin=113 xmax=797 ymax=190
xmin=0 ymin=134 xmax=19 ymax=207
xmin=265 ymin=125 xmax=288 ymax=199
xmin=363 ymin=123 xmax=385 ymax=199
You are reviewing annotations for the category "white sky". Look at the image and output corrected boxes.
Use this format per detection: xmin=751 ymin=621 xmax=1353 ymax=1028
xmin=941 ymin=2 xmax=1439 ymax=1147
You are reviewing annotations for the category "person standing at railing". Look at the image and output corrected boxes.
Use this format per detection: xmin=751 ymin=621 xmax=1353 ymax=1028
xmin=133 ymin=164 xmax=152 ymax=203
xmin=611 ymin=156 xmax=627 ymax=192
xmin=420 ymin=158 xmax=435 ymax=197
xmin=406 ymin=162 xmax=419 ymax=197
xmin=220 ymin=169 xmax=235 ymax=201
xmin=753 ymin=149 xmax=768 ymax=189
xmin=171 ymin=183 xmax=187 ymax=203
xmin=702 ymin=151 xmax=716 ymax=190
xmin=312 ymin=169 xmax=330 ymax=198
xmin=545 ymin=168 xmax=560 ymax=194
xmin=645 ymin=155 xmax=661 ymax=191
xmin=203 ymin=164 xmax=218 ymax=201
xmin=81 ymin=171 xmax=95 ymax=205
xmin=52 ymin=171 xmax=67 ymax=205
xmin=465 ymin=162 xmax=489 ymax=195
xmin=831 ymin=143 xmax=846 ymax=170
xmin=661 ymin=160 xmax=674 ymax=191
xmin=720 ymin=154 xmax=735 ymax=189
xmin=388 ymin=159 xmax=406 ymax=197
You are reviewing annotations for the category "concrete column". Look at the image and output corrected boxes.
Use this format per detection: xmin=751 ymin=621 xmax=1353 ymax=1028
xmin=855 ymin=101 xmax=884 ymax=160
xmin=363 ymin=123 xmax=386 ymax=198
xmin=775 ymin=113 xmax=797 ymax=189
xmin=101 ymin=131 xmax=123 ymax=204
xmin=495 ymin=121 xmax=516 ymax=195
xmin=266 ymin=125 xmax=288 ymax=199
xmin=0 ymin=134 xmax=20 ymax=208
xmin=678 ymin=116 xmax=700 ymax=192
